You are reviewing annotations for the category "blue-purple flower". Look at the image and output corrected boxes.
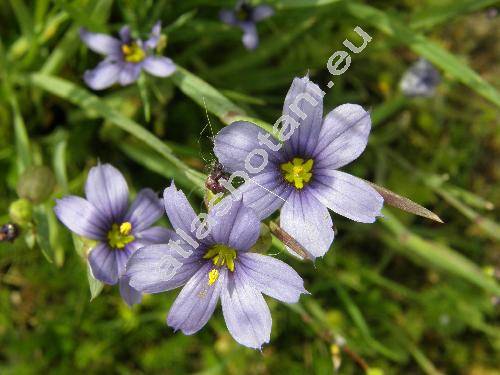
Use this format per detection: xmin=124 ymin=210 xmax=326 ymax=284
xmin=214 ymin=76 xmax=384 ymax=259
xmin=80 ymin=22 xmax=176 ymax=90
xmin=54 ymin=163 xmax=172 ymax=305
xmin=126 ymin=182 xmax=307 ymax=349
xmin=399 ymin=58 xmax=441 ymax=97
xmin=220 ymin=1 xmax=274 ymax=50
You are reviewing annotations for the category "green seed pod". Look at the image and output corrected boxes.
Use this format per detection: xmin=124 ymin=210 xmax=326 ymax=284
xmin=16 ymin=165 xmax=56 ymax=204
xmin=9 ymin=198 xmax=33 ymax=226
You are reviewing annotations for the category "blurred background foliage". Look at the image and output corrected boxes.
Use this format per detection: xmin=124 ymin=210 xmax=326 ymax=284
xmin=0 ymin=0 xmax=499 ymax=373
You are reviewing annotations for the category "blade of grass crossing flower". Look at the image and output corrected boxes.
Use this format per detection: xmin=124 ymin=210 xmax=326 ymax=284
xmin=343 ymin=2 xmax=500 ymax=107
xmin=381 ymin=210 xmax=500 ymax=295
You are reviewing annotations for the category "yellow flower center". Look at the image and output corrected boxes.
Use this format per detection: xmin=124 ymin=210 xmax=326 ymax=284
xmin=203 ymin=244 xmax=237 ymax=286
xmin=281 ymin=157 xmax=314 ymax=189
xmin=107 ymin=222 xmax=134 ymax=249
xmin=121 ymin=43 xmax=145 ymax=63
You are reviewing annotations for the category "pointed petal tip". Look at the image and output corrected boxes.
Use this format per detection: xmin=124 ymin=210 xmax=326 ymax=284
xmin=432 ymin=214 xmax=444 ymax=224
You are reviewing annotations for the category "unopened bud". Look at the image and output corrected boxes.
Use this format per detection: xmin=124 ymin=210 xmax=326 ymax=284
xmin=16 ymin=165 xmax=56 ymax=204
xmin=9 ymin=198 xmax=33 ymax=225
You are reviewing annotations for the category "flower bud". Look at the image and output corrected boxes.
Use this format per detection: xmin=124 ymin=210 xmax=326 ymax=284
xmin=16 ymin=165 xmax=56 ymax=204
xmin=9 ymin=198 xmax=33 ymax=226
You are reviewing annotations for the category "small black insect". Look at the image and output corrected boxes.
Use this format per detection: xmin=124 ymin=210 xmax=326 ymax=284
xmin=205 ymin=162 xmax=229 ymax=194
xmin=0 ymin=223 xmax=19 ymax=242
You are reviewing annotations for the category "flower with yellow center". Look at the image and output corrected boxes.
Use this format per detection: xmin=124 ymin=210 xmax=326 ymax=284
xmin=121 ymin=43 xmax=146 ymax=63
xmin=107 ymin=221 xmax=135 ymax=249
xmin=281 ymin=157 xmax=314 ymax=189
xmin=203 ymin=244 xmax=237 ymax=286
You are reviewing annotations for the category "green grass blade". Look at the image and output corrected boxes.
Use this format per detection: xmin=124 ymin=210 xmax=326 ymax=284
xmin=87 ymin=265 xmax=104 ymax=301
xmin=271 ymin=0 xmax=342 ymax=8
xmin=8 ymin=0 xmax=34 ymax=39
xmin=118 ymin=141 xmax=201 ymax=191
xmin=10 ymin=95 xmax=32 ymax=172
xmin=51 ymin=130 xmax=69 ymax=193
xmin=28 ymin=73 xmax=201 ymax=187
xmin=334 ymin=283 xmax=406 ymax=362
xmin=33 ymin=205 xmax=54 ymax=263
xmin=343 ymin=2 xmax=500 ymax=108
xmin=382 ymin=210 xmax=500 ymax=295
xmin=410 ymin=0 xmax=499 ymax=30
xmin=209 ymin=17 xmax=316 ymax=78
xmin=171 ymin=65 xmax=246 ymax=124
xmin=172 ymin=66 xmax=276 ymax=133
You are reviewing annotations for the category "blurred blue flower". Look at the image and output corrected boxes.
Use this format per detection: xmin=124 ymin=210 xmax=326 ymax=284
xmin=214 ymin=76 xmax=384 ymax=259
xmin=80 ymin=22 xmax=176 ymax=90
xmin=220 ymin=1 xmax=274 ymax=50
xmin=54 ymin=163 xmax=172 ymax=305
xmin=126 ymin=182 xmax=307 ymax=349
xmin=400 ymin=58 xmax=441 ymax=97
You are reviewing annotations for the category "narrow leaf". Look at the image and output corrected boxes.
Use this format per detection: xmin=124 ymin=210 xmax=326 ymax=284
xmin=366 ymin=180 xmax=443 ymax=223
xmin=343 ymin=2 xmax=500 ymax=107
xmin=382 ymin=210 xmax=500 ymax=295
xmin=33 ymin=205 xmax=53 ymax=263
xmin=87 ymin=265 xmax=104 ymax=301
xmin=171 ymin=65 xmax=246 ymax=124
xmin=28 ymin=73 xmax=201 ymax=186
